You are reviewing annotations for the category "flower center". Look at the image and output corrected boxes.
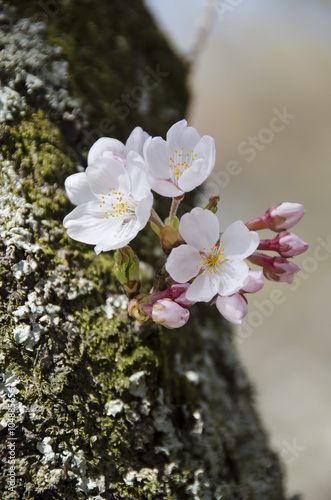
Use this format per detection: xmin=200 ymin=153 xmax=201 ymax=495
xmin=197 ymin=241 xmax=227 ymax=276
xmin=169 ymin=147 xmax=198 ymax=185
xmin=100 ymin=188 xmax=137 ymax=221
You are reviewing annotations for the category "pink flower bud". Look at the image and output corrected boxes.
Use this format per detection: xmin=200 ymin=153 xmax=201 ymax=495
xmin=248 ymin=252 xmax=300 ymax=284
xmin=246 ymin=202 xmax=305 ymax=232
xmin=266 ymin=203 xmax=305 ymax=231
xmin=216 ymin=294 xmax=248 ymax=325
xmin=241 ymin=270 xmax=264 ymax=293
xmin=259 ymin=231 xmax=308 ymax=257
xmin=151 ymin=298 xmax=190 ymax=329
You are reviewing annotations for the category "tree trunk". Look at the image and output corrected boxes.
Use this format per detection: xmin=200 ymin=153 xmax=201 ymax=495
xmin=0 ymin=1 xmax=296 ymax=498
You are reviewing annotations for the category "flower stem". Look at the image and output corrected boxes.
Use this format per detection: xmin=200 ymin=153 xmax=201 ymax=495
xmin=169 ymin=195 xmax=184 ymax=221
xmin=149 ymin=208 xmax=164 ymax=229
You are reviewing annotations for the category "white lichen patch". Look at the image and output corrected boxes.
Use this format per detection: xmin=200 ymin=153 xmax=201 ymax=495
xmin=0 ymin=371 xmax=20 ymax=397
xmin=113 ymin=294 xmax=129 ymax=310
xmin=37 ymin=437 xmax=58 ymax=463
xmin=0 ymin=7 xmax=79 ymax=123
xmin=102 ymin=294 xmax=129 ymax=319
xmin=105 ymin=399 xmax=125 ymax=417
xmin=124 ymin=467 xmax=159 ymax=487
xmin=66 ymin=277 xmax=94 ymax=301
xmin=101 ymin=297 xmax=115 ymax=319
xmin=186 ymin=468 xmax=205 ymax=500
xmin=140 ymin=397 xmax=151 ymax=416
xmin=191 ymin=408 xmax=204 ymax=435
xmin=184 ymin=370 xmax=200 ymax=384
xmin=129 ymin=371 xmax=147 ymax=398
xmin=12 ymin=259 xmax=38 ymax=280
xmin=59 ymin=446 xmax=106 ymax=494
xmin=0 ymin=162 xmax=34 ymax=240
xmin=86 ymin=475 xmax=106 ymax=493
xmin=0 ymin=86 xmax=26 ymax=123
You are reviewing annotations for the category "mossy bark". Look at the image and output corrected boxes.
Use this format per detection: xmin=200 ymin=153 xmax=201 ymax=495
xmin=0 ymin=1 xmax=294 ymax=499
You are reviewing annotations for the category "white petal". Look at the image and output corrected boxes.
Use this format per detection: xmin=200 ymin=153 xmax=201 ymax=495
xmin=86 ymin=156 xmax=130 ymax=197
xmin=63 ymin=201 xmax=120 ymax=244
xmin=242 ymin=269 xmax=264 ymax=293
xmin=222 ymin=221 xmax=260 ymax=259
xmin=216 ymin=294 xmax=248 ymax=324
xmin=143 ymin=136 xmax=170 ymax=179
xmin=125 ymin=151 xmax=151 ymax=200
xmin=186 ymin=272 xmax=220 ymax=302
xmin=178 ymin=135 xmax=216 ymax=192
xmin=179 ymin=207 xmax=219 ymax=251
xmin=94 ymin=219 xmax=139 ymax=254
xmin=150 ymin=178 xmax=183 ymax=197
xmin=178 ymin=158 xmax=209 ymax=192
xmin=65 ymin=172 xmax=95 ymax=205
xmin=165 ymin=245 xmax=201 ymax=283
xmin=125 ymin=127 xmax=150 ymax=156
xmin=217 ymin=260 xmax=250 ymax=296
xmin=88 ymin=137 xmax=125 ymax=165
xmin=166 ymin=120 xmax=200 ymax=152
xmin=102 ymin=151 xmax=126 ymax=165
xmin=194 ymin=135 xmax=216 ymax=164
xmin=135 ymin=193 xmax=153 ymax=227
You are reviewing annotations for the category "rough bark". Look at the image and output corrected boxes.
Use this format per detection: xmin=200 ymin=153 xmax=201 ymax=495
xmin=0 ymin=1 xmax=295 ymax=498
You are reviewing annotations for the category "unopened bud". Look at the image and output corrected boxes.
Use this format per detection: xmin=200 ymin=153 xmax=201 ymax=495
xmin=249 ymin=252 xmax=300 ymax=284
xmin=259 ymin=231 xmax=308 ymax=257
xmin=128 ymin=296 xmax=149 ymax=322
xmin=267 ymin=203 xmax=305 ymax=231
xmin=246 ymin=202 xmax=305 ymax=232
xmin=216 ymin=293 xmax=248 ymax=324
xmin=151 ymin=298 xmax=190 ymax=329
xmin=114 ymin=246 xmax=140 ymax=298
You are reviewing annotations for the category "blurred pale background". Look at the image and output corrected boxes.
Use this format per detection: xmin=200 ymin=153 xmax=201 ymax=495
xmin=145 ymin=1 xmax=331 ymax=499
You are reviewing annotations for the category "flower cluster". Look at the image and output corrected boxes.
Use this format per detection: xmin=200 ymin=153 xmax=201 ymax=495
xmin=64 ymin=120 xmax=308 ymax=328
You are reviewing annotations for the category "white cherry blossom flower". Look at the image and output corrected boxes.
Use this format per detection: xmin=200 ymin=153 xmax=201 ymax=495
xmin=165 ymin=208 xmax=260 ymax=302
xmin=65 ymin=127 xmax=150 ymax=206
xmin=63 ymin=151 xmax=153 ymax=254
xmin=143 ymin=119 xmax=216 ymax=197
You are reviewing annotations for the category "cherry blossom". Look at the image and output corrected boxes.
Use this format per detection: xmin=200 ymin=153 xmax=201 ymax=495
xmin=165 ymin=208 xmax=260 ymax=302
xmin=65 ymin=127 xmax=149 ymax=206
xmin=62 ymin=119 xmax=308 ymax=330
xmin=63 ymin=151 xmax=153 ymax=254
xmin=143 ymin=119 xmax=216 ymax=197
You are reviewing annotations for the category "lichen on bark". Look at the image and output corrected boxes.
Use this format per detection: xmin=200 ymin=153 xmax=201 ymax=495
xmin=0 ymin=1 xmax=295 ymax=499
